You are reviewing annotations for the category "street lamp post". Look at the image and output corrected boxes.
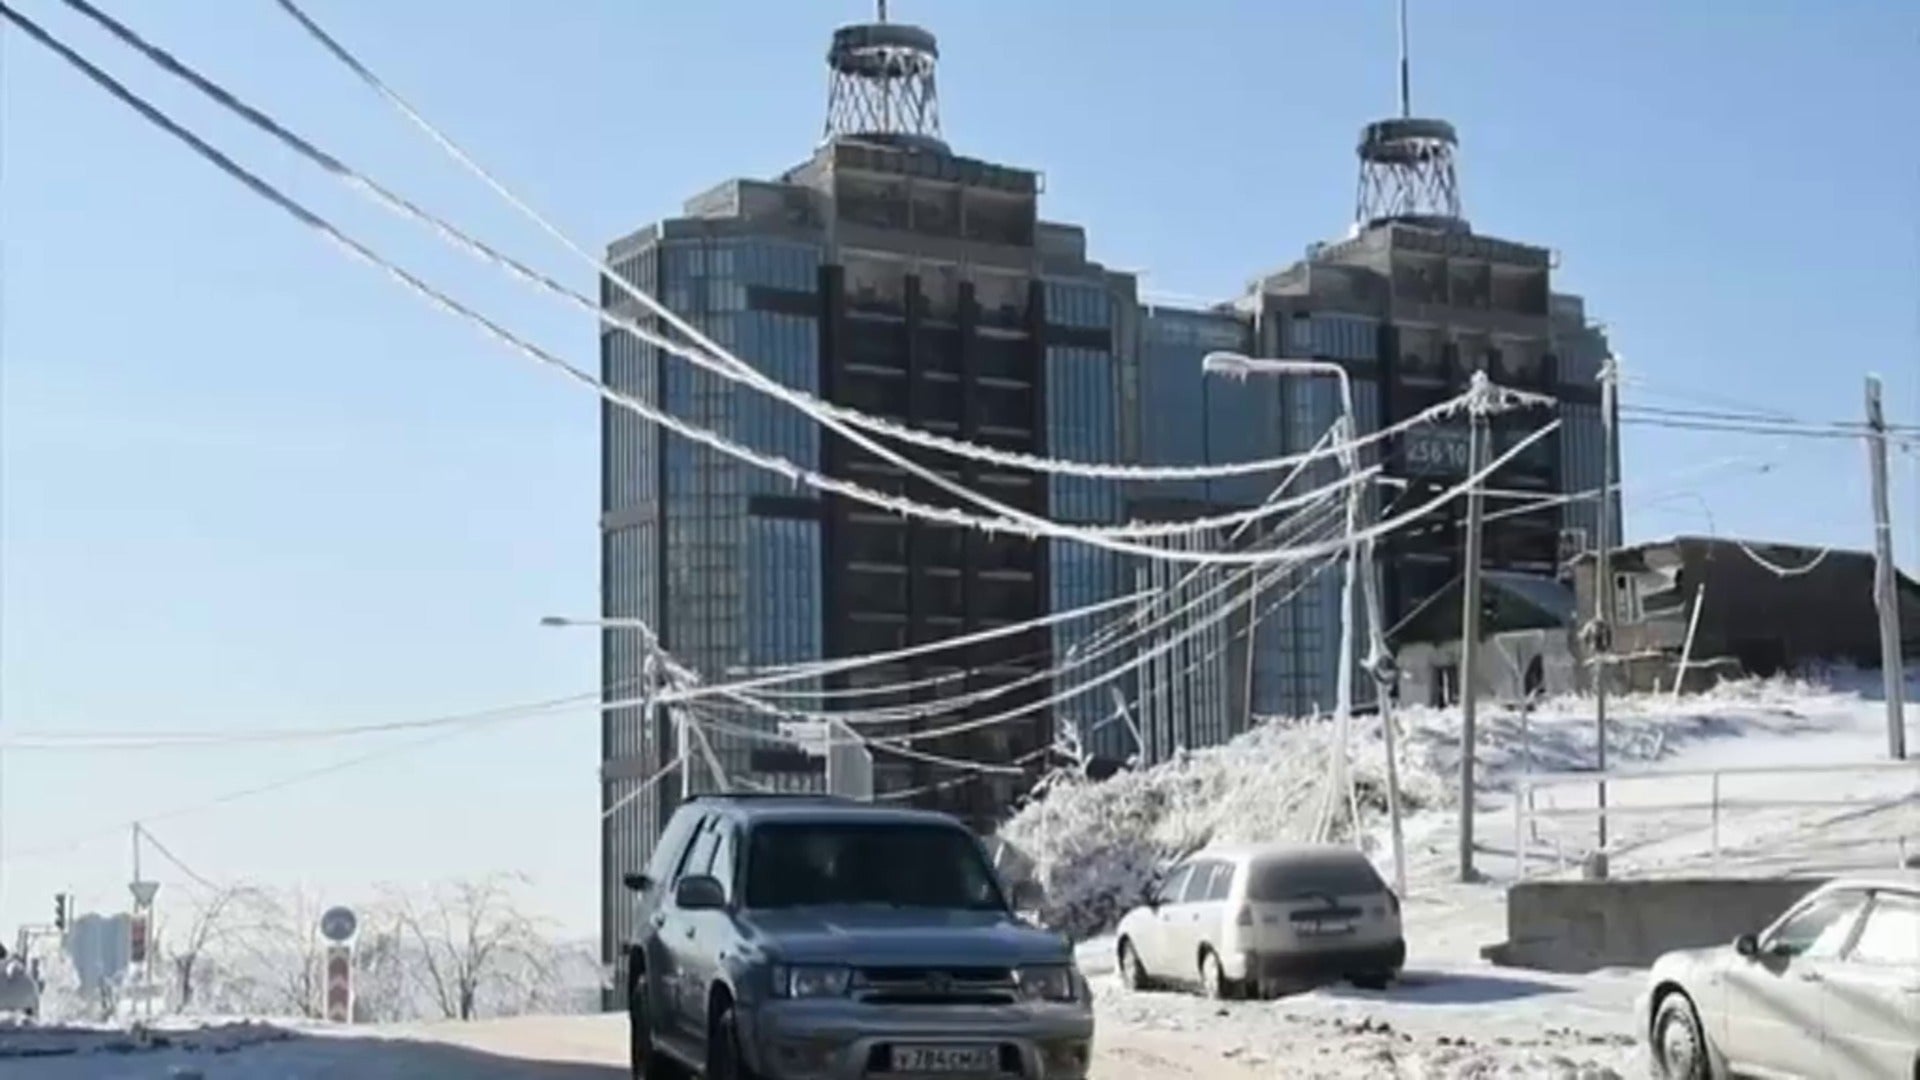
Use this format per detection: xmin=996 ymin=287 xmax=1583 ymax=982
xmin=1202 ymin=352 xmax=1408 ymax=897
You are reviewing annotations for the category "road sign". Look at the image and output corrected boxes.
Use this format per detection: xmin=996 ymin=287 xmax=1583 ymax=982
xmin=129 ymin=881 xmax=160 ymax=908
xmin=319 ymin=906 xmax=358 ymax=943
xmin=324 ymin=944 xmax=352 ymax=1023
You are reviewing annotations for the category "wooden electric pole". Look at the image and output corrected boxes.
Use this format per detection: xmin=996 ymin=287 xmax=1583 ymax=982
xmin=1865 ymin=375 xmax=1908 ymax=760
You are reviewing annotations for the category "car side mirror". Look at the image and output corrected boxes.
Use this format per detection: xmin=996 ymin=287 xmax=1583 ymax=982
xmin=1734 ymin=933 xmax=1759 ymax=958
xmin=1010 ymin=880 xmax=1044 ymax=911
xmin=675 ymin=874 xmax=726 ymax=911
xmin=622 ymin=872 xmax=652 ymax=892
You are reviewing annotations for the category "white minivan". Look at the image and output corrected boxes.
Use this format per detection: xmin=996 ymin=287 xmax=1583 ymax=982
xmin=1114 ymin=843 xmax=1404 ymax=1000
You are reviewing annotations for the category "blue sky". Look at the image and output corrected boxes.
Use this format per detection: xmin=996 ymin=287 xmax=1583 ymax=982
xmin=2 ymin=0 xmax=1916 ymax=936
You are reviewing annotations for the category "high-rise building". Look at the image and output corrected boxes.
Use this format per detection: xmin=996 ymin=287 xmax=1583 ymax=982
xmin=597 ymin=8 xmax=1137 ymax=992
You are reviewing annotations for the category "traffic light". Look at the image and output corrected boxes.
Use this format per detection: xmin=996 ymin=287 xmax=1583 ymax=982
xmin=54 ymin=892 xmax=69 ymax=934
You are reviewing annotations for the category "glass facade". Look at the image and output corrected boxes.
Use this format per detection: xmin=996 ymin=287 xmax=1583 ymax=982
xmin=600 ymin=233 xmax=824 ymax=997
xmin=1131 ymin=531 xmax=1233 ymax=764
xmin=1043 ymin=280 xmax=1129 ymax=761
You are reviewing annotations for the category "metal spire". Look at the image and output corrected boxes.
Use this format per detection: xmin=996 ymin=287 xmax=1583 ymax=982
xmin=1397 ymin=0 xmax=1410 ymax=118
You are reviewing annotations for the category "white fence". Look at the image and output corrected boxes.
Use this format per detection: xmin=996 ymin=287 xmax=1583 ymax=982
xmin=1514 ymin=759 xmax=1920 ymax=879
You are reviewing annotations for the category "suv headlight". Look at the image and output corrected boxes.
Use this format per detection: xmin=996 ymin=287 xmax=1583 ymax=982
xmin=770 ymin=964 xmax=851 ymax=999
xmin=1014 ymin=964 xmax=1078 ymax=1003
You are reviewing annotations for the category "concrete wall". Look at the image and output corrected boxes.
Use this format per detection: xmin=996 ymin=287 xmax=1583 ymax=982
xmin=1482 ymin=878 xmax=1828 ymax=974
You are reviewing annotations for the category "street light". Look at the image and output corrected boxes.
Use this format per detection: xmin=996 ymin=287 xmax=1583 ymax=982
xmin=539 ymin=615 xmax=662 ymax=635
xmin=1201 ymin=350 xmax=1407 ymax=897
xmin=1202 ymin=351 xmax=1355 ymax=424
xmin=540 ymin=615 xmax=688 ymax=798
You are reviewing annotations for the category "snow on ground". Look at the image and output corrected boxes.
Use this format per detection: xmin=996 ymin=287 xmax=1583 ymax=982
xmin=1004 ymin=671 xmax=1919 ymax=940
xmin=5 ymin=673 xmax=1911 ymax=1078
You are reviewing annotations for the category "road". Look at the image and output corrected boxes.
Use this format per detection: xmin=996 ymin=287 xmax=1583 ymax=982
xmin=4 ymin=971 xmax=1647 ymax=1078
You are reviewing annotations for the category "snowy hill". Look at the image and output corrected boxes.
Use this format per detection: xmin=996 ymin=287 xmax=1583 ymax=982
xmin=1003 ymin=671 xmax=1919 ymax=940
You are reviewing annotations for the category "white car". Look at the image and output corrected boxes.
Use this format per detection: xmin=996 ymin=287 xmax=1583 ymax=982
xmin=1114 ymin=843 xmax=1404 ymax=1000
xmin=1639 ymin=870 xmax=1920 ymax=1079
xmin=0 ymin=952 xmax=38 ymax=1020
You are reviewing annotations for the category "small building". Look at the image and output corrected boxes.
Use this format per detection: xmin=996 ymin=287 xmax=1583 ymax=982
xmin=1568 ymin=536 xmax=1920 ymax=692
xmin=1393 ymin=570 xmax=1581 ymax=707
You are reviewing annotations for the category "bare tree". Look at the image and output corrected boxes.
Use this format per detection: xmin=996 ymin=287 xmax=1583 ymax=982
xmin=386 ymin=874 xmax=556 ymax=1021
xmin=160 ymin=884 xmax=263 ymax=1012
xmin=212 ymin=885 xmax=328 ymax=1019
xmin=347 ymin=914 xmax=415 ymax=1024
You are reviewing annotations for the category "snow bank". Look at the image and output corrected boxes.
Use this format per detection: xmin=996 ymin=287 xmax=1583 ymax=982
xmin=1003 ymin=675 xmax=1890 ymax=938
xmin=0 ymin=1020 xmax=293 ymax=1061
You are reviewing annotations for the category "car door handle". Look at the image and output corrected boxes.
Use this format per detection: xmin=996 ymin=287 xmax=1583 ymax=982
xmin=684 ymin=926 xmax=696 ymax=940
xmin=1796 ymin=970 xmax=1823 ymax=984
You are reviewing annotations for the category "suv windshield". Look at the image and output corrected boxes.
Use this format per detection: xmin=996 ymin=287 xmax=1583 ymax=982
xmin=742 ymin=821 xmax=1006 ymax=911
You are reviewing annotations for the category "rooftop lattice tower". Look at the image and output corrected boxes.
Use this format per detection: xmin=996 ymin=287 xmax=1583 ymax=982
xmin=1353 ymin=0 xmax=1466 ymax=231
xmin=823 ymin=1 xmax=947 ymax=153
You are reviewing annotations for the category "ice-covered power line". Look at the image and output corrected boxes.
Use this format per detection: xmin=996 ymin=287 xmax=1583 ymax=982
xmin=59 ymin=0 xmax=1452 ymax=487
xmin=865 ymin=550 xmax=1347 ymax=748
xmin=5 ymin=6 xmax=1402 ymax=560
xmin=674 ymin=497 xmax=1346 ymax=757
xmin=255 ymin=0 xmax=1501 ymax=487
xmin=2 ymin=709 xmax=513 ymax=864
xmin=689 ymin=497 xmax=1352 ymax=728
xmin=0 ymin=683 xmax=617 ymax=750
xmin=136 ymin=826 xmax=222 ymax=893
xmin=1731 ymin=540 xmax=1833 ymax=578
xmin=692 ymin=545 xmax=1340 ymax=770
xmin=602 ymin=754 xmax=686 ymax=820
xmin=656 ymin=589 xmax=1151 ymax=703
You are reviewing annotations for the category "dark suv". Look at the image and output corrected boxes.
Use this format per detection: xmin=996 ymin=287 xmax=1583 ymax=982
xmin=621 ymin=794 xmax=1093 ymax=1080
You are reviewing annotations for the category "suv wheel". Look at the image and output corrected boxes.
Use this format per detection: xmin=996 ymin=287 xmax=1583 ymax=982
xmin=1651 ymin=991 xmax=1710 ymax=1080
xmin=629 ymin=972 xmax=680 ymax=1080
xmin=707 ymin=1001 xmax=756 ymax=1080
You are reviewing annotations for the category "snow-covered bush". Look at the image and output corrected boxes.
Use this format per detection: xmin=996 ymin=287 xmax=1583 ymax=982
xmin=1002 ymin=715 xmax=1442 ymax=940
xmin=1001 ymin=674 xmax=1884 ymax=940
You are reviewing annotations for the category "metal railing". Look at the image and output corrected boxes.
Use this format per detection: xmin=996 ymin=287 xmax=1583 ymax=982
xmin=1513 ymin=759 xmax=1920 ymax=879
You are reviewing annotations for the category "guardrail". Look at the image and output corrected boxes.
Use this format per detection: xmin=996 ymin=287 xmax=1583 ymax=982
xmin=1513 ymin=759 xmax=1920 ymax=879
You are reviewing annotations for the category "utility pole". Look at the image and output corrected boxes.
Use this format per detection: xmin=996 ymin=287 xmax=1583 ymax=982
xmin=1866 ymin=375 xmax=1908 ymax=760
xmin=1593 ymin=357 xmax=1619 ymax=868
xmin=1457 ymin=379 xmax=1488 ymax=883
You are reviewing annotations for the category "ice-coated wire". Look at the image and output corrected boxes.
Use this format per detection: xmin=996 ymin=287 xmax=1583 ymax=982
xmin=601 ymin=752 xmax=687 ymax=819
xmin=702 ymin=497 xmax=1352 ymax=727
xmin=655 ymin=416 xmax=1565 ymax=722
xmin=263 ymin=0 xmax=1478 ymax=485
xmin=2 ymin=5 xmax=1383 ymax=558
xmin=696 ymin=539 xmax=1343 ymax=752
xmin=870 ymin=549 xmax=1347 ymax=748
xmin=43 ymin=0 xmax=1402 ymax=552
xmin=656 ymin=589 xmax=1150 ymax=703
xmin=687 ymin=711 xmax=1029 ymax=775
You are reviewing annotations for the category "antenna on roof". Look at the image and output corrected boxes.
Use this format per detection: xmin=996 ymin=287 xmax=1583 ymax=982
xmin=823 ymin=0 xmax=946 ymax=152
xmin=1397 ymin=0 xmax=1411 ymax=118
xmin=1352 ymin=0 xmax=1465 ymax=230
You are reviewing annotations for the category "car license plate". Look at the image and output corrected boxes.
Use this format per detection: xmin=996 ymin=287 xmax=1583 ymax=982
xmin=889 ymin=1044 xmax=996 ymax=1072
xmin=1300 ymin=920 xmax=1354 ymax=937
